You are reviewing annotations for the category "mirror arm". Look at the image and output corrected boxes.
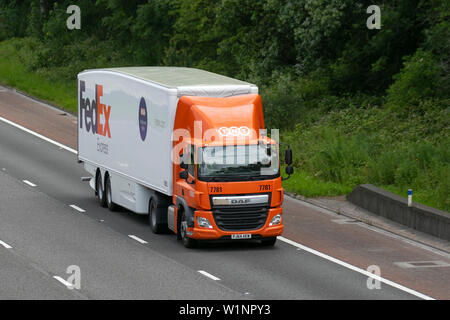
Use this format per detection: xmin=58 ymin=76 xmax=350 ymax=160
xmin=186 ymin=173 xmax=195 ymax=184
xmin=183 ymin=169 xmax=196 ymax=184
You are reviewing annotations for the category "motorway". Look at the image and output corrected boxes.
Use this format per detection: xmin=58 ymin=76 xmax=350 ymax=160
xmin=0 ymin=86 xmax=449 ymax=299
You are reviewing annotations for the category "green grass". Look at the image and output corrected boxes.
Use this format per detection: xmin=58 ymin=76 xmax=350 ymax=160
xmin=281 ymin=169 xmax=352 ymax=197
xmin=0 ymin=39 xmax=77 ymax=113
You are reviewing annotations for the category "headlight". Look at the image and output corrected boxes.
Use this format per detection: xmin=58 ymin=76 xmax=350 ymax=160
xmin=269 ymin=214 xmax=282 ymax=226
xmin=197 ymin=216 xmax=213 ymax=229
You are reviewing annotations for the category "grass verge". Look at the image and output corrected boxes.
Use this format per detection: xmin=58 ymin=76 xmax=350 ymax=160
xmin=0 ymin=39 xmax=76 ymax=113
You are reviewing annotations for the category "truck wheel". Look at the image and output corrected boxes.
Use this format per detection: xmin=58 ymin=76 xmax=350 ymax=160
xmin=260 ymin=237 xmax=277 ymax=247
xmin=149 ymin=198 xmax=167 ymax=234
xmin=105 ymin=175 xmax=118 ymax=211
xmin=96 ymin=172 xmax=106 ymax=207
xmin=180 ymin=211 xmax=196 ymax=248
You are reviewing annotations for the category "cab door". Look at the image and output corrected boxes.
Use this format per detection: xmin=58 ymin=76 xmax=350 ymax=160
xmin=175 ymin=144 xmax=197 ymax=208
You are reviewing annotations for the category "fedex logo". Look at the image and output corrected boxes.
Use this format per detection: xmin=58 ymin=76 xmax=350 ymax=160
xmin=79 ymin=81 xmax=111 ymax=138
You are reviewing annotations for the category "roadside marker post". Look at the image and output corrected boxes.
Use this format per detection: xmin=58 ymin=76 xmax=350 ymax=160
xmin=408 ymin=189 xmax=413 ymax=207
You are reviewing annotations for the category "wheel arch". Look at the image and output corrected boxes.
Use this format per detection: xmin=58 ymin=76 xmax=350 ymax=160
xmin=175 ymin=197 xmax=195 ymax=238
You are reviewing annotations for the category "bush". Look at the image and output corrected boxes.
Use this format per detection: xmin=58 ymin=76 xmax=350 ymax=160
xmin=387 ymin=49 xmax=440 ymax=110
xmin=260 ymin=72 xmax=329 ymax=129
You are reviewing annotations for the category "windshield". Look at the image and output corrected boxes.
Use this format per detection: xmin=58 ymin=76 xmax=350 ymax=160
xmin=198 ymin=144 xmax=279 ymax=181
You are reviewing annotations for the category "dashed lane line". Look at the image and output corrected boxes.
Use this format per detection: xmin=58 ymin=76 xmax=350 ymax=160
xmin=69 ymin=205 xmax=86 ymax=213
xmin=128 ymin=235 xmax=148 ymax=244
xmin=198 ymin=270 xmax=221 ymax=281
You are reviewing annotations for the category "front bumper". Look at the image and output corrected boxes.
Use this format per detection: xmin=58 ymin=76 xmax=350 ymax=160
xmin=190 ymin=207 xmax=283 ymax=240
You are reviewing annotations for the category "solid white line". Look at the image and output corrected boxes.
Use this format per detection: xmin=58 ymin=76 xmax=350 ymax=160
xmin=0 ymin=240 xmax=13 ymax=249
xmin=53 ymin=276 xmax=74 ymax=288
xmin=278 ymin=236 xmax=434 ymax=300
xmin=198 ymin=270 xmax=221 ymax=281
xmin=69 ymin=204 xmax=86 ymax=213
xmin=0 ymin=115 xmax=77 ymax=154
xmin=22 ymin=180 xmax=37 ymax=187
xmin=128 ymin=235 xmax=148 ymax=244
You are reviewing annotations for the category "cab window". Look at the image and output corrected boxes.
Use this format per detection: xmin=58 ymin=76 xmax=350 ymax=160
xmin=188 ymin=144 xmax=195 ymax=177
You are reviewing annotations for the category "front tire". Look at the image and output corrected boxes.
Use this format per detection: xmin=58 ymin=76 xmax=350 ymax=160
xmin=105 ymin=175 xmax=118 ymax=211
xmin=179 ymin=211 xmax=196 ymax=248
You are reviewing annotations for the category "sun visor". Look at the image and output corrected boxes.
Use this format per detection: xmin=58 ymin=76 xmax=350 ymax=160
xmin=177 ymin=85 xmax=254 ymax=98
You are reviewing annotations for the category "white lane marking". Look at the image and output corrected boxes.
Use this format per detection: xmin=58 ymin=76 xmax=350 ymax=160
xmin=22 ymin=180 xmax=37 ymax=187
xmin=0 ymin=240 xmax=13 ymax=249
xmin=394 ymin=260 xmax=450 ymax=269
xmin=198 ymin=270 xmax=221 ymax=281
xmin=0 ymin=115 xmax=77 ymax=154
xmin=128 ymin=235 xmax=148 ymax=244
xmin=278 ymin=236 xmax=434 ymax=300
xmin=69 ymin=205 xmax=86 ymax=213
xmin=53 ymin=276 xmax=74 ymax=289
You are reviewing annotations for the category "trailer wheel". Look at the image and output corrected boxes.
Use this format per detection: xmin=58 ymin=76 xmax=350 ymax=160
xmin=105 ymin=174 xmax=118 ymax=211
xmin=149 ymin=198 xmax=167 ymax=234
xmin=180 ymin=210 xmax=196 ymax=248
xmin=96 ymin=172 xmax=106 ymax=207
xmin=260 ymin=237 xmax=277 ymax=247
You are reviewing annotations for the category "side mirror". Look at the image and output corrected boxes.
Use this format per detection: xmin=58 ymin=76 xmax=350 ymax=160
xmin=180 ymin=154 xmax=188 ymax=169
xmin=282 ymin=146 xmax=294 ymax=181
xmin=285 ymin=165 xmax=294 ymax=175
xmin=179 ymin=170 xmax=188 ymax=180
xmin=285 ymin=146 xmax=292 ymax=165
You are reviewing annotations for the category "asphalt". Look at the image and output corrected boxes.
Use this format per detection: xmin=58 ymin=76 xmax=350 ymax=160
xmin=0 ymin=249 xmax=82 ymax=300
xmin=0 ymin=106 xmax=423 ymax=300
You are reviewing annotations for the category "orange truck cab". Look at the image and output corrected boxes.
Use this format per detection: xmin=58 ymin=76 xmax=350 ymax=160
xmin=171 ymin=94 xmax=290 ymax=248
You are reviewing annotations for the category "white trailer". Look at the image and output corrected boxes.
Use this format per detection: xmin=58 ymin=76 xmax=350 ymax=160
xmin=77 ymin=67 xmax=257 ymax=214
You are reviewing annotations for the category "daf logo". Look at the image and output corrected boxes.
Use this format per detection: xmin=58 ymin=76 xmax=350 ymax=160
xmin=231 ymin=199 xmax=250 ymax=204
xmin=212 ymin=195 xmax=269 ymax=206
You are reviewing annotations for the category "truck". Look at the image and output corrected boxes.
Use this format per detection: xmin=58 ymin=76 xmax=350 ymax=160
xmin=77 ymin=67 xmax=293 ymax=248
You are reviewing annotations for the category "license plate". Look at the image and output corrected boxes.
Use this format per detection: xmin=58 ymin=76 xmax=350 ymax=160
xmin=231 ymin=234 xmax=252 ymax=240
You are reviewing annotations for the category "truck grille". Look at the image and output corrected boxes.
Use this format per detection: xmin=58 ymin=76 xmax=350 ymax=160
xmin=212 ymin=206 xmax=269 ymax=231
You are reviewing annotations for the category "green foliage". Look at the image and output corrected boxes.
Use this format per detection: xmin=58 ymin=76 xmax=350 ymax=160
xmin=26 ymin=1 xmax=43 ymax=39
xmin=0 ymin=0 xmax=31 ymax=40
xmin=387 ymin=49 xmax=441 ymax=110
xmin=131 ymin=0 xmax=174 ymax=65
xmin=0 ymin=39 xmax=77 ymax=112
xmin=260 ymin=72 xmax=329 ymax=129
xmin=164 ymin=0 xmax=218 ymax=69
